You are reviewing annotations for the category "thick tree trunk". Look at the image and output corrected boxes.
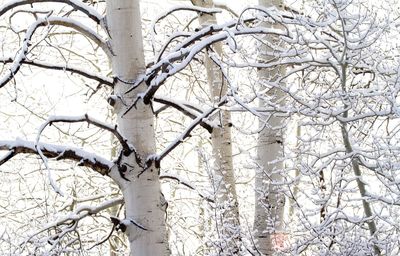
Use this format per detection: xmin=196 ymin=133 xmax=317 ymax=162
xmin=106 ymin=0 xmax=168 ymax=255
xmin=254 ymin=0 xmax=286 ymax=254
xmin=191 ymin=0 xmax=242 ymax=253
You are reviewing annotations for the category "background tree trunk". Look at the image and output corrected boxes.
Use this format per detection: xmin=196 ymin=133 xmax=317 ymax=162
xmin=191 ymin=0 xmax=242 ymax=253
xmin=107 ymin=0 xmax=168 ymax=255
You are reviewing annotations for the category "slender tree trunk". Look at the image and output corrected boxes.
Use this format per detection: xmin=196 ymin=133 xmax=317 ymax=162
xmin=191 ymin=0 xmax=242 ymax=253
xmin=288 ymin=124 xmax=301 ymax=220
xmin=107 ymin=0 xmax=168 ymax=255
xmin=340 ymin=64 xmax=380 ymax=255
xmin=340 ymin=124 xmax=380 ymax=255
xmin=254 ymin=0 xmax=286 ymax=254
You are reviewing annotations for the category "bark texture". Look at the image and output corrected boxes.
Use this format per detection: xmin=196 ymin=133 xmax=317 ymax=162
xmin=191 ymin=0 xmax=242 ymax=253
xmin=107 ymin=0 xmax=168 ymax=255
xmin=254 ymin=0 xmax=286 ymax=254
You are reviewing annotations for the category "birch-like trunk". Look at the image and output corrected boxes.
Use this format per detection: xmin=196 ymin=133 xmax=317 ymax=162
xmin=107 ymin=0 xmax=168 ymax=255
xmin=254 ymin=0 xmax=286 ymax=254
xmin=191 ymin=0 xmax=241 ymax=253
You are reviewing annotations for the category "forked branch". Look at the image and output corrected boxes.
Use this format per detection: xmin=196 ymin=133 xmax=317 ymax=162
xmin=36 ymin=114 xmax=140 ymax=163
xmin=0 ymin=57 xmax=113 ymax=86
xmin=0 ymin=16 xmax=110 ymax=89
xmin=0 ymin=0 xmax=103 ymax=24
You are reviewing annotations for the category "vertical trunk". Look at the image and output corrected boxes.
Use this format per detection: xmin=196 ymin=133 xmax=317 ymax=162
xmin=340 ymin=65 xmax=380 ymax=255
xmin=107 ymin=0 xmax=168 ymax=255
xmin=288 ymin=124 xmax=301 ymax=220
xmin=341 ymin=124 xmax=380 ymax=255
xmin=254 ymin=0 xmax=286 ymax=254
xmin=191 ymin=0 xmax=241 ymax=253
xmin=109 ymin=135 xmax=123 ymax=255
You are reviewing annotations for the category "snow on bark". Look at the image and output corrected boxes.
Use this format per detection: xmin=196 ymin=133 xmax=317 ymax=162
xmin=0 ymin=16 xmax=110 ymax=89
xmin=253 ymin=0 xmax=287 ymax=254
xmin=106 ymin=0 xmax=169 ymax=254
xmin=191 ymin=0 xmax=242 ymax=253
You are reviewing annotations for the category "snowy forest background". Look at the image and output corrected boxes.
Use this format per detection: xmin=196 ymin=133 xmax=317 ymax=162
xmin=1 ymin=0 xmax=400 ymax=255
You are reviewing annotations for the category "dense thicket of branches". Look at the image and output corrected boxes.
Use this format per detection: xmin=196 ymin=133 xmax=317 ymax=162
xmin=1 ymin=0 xmax=400 ymax=255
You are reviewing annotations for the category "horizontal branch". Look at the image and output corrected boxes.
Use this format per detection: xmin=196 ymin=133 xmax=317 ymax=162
xmin=0 ymin=16 xmax=110 ymax=89
xmin=0 ymin=0 xmax=103 ymax=24
xmin=37 ymin=114 xmax=137 ymax=158
xmin=0 ymin=56 xmax=113 ymax=86
xmin=0 ymin=139 xmax=112 ymax=175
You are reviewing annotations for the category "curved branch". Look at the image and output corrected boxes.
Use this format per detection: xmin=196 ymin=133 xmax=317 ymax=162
xmin=139 ymin=26 xmax=287 ymax=104
xmin=0 ymin=16 xmax=111 ymax=89
xmin=160 ymin=174 xmax=214 ymax=203
xmin=0 ymin=0 xmax=103 ymax=24
xmin=36 ymin=114 xmax=140 ymax=162
xmin=21 ymin=197 xmax=123 ymax=250
xmin=0 ymin=56 xmax=113 ymax=86
xmin=153 ymin=96 xmax=214 ymax=133
xmin=150 ymin=97 xmax=227 ymax=166
xmin=0 ymin=139 xmax=112 ymax=175
xmin=151 ymin=6 xmax=225 ymax=62
xmin=152 ymin=5 xmax=222 ymax=35
xmin=154 ymin=32 xmax=192 ymax=63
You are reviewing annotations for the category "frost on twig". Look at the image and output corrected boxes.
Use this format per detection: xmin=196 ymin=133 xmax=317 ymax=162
xmin=0 ymin=16 xmax=110 ymax=89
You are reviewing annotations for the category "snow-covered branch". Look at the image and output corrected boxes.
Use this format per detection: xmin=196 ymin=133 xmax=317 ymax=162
xmin=0 ymin=0 xmax=103 ymax=24
xmin=0 ymin=139 xmax=112 ymax=175
xmin=136 ymin=26 xmax=287 ymax=105
xmin=36 ymin=114 xmax=139 ymax=162
xmin=151 ymin=97 xmax=227 ymax=166
xmin=22 ymin=197 xmax=123 ymax=250
xmin=0 ymin=16 xmax=110 ymax=89
xmin=152 ymin=5 xmax=222 ymax=35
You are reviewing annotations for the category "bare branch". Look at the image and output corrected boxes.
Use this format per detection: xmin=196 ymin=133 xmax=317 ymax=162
xmin=213 ymin=3 xmax=239 ymax=17
xmin=0 ymin=0 xmax=103 ymax=24
xmin=152 ymin=97 xmax=227 ymax=166
xmin=153 ymin=96 xmax=214 ymax=133
xmin=0 ymin=56 xmax=113 ymax=86
xmin=0 ymin=16 xmax=110 ymax=89
xmin=160 ymin=174 xmax=214 ymax=203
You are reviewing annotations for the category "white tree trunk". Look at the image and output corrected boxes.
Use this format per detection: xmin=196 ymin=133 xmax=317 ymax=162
xmin=254 ymin=0 xmax=286 ymax=254
xmin=191 ymin=0 xmax=241 ymax=253
xmin=107 ymin=0 xmax=168 ymax=255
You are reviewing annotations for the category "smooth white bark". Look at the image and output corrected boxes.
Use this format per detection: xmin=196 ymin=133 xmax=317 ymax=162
xmin=254 ymin=0 xmax=286 ymax=254
xmin=107 ymin=0 xmax=168 ymax=255
xmin=191 ymin=0 xmax=241 ymax=253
